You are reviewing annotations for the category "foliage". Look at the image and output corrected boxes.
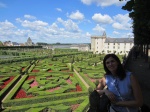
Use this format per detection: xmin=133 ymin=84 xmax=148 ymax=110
xmin=121 ymin=0 xmax=150 ymax=45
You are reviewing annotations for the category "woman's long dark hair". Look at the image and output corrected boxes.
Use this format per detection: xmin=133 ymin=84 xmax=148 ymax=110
xmin=103 ymin=54 xmax=126 ymax=80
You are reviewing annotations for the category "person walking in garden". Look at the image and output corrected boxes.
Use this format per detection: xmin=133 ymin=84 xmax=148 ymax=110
xmin=96 ymin=53 xmax=143 ymax=112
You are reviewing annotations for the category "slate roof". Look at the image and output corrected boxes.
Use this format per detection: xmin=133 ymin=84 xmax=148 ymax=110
xmin=105 ymin=37 xmax=134 ymax=43
xmin=27 ymin=37 xmax=32 ymax=42
xmin=12 ymin=42 xmax=20 ymax=45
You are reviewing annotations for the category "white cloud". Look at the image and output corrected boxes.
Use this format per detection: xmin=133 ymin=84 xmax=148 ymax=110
xmin=57 ymin=18 xmax=81 ymax=32
xmin=112 ymin=22 xmax=125 ymax=30
xmin=56 ymin=8 xmax=62 ymax=12
xmin=16 ymin=18 xmax=22 ymax=23
xmin=113 ymin=31 xmax=120 ymax=35
xmin=92 ymin=13 xmax=113 ymax=24
xmin=0 ymin=20 xmax=16 ymax=30
xmin=0 ymin=16 xmax=86 ymax=43
xmin=81 ymin=0 xmax=93 ymax=5
xmin=0 ymin=2 xmax=7 ymax=8
xmin=81 ymin=0 xmax=126 ymax=7
xmin=17 ymin=19 xmax=48 ymax=31
xmin=127 ymin=32 xmax=134 ymax=38
xmin=86 ymin=32 xmax=91 ymax=37
xmin=24 ymin=15 xmax=36 ymax=20
xmin=112 ymin=13 xmax=132 ymax=30
xmin=69 ymin=10 xmax=84 ymax=20
xmin=51 ymin=23 xmax=58 ymax=29
xmin=0 ymin=20 xmax=30 ymax=42
xmin=93 ymin=24 xmax=105 ymax=33
xmin=113 ymin=14 xmax=130 ymax=24
xmin=57 ymin=18 xmax=63 ymax=23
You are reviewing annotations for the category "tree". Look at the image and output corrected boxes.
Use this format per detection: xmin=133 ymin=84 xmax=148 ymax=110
xmin=120 ymin=0 xmax=150 ymax=62
xmin=0 ymin=41 xmax=3 ymax=46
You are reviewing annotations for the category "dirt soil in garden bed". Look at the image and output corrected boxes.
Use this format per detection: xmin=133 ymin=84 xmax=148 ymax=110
xmin=85 ymin=74 xmax=97 ymax=83
xmin=27 ymin=76 xmax=35 ymax=80
xmin=0 ymin=76 xmax=14 ymax=89
xmin=32 ymin=70 xmax=40 ymax=72
xmin=71 ymin=104 xmax=80 ymax=111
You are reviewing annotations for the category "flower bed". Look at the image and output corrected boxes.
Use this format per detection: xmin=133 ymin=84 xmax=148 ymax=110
xmin=48 ymin=70 xmax=53 ymax=72
xmin=76 ymin=85 xmax=82 ymax=91
xmin=66 ymin=79 xmax=72 ymax=84
xmin=32 ymin=70 xmax=39 ymax=72
xmin=27 ymin=76 xmax=35 ymax=80
xmin=0 ymin=76 xmax=4 ymax=79
xmin=30 ymin=80 xmax=38 ymax=87
xmin=22 ymin=67 xmax=25 ymax=70
xmin=85 ymin=74 xmax=96 ymax=82
xmin=69 ymin=74 xmax=73 ymax=77
xmin=71 ymin=104 xmax=80 ymax=111
xmin=0 ymin=76 xmax=14 ymax=89
xmin=15 ymin=89 xmax=33 ymax=99
xmin=48 ymin=87 xmax=61 ymax=92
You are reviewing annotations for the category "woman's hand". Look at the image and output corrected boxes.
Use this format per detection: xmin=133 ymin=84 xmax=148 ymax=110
xmin=104 ymin=89 xmax=117 ymax=103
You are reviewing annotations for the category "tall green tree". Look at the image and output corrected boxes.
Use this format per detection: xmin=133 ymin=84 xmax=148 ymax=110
xmin=120 ymin=0 xmax=150 ymax=61
xmin=0 ymin=41 xmax=3 ymax=46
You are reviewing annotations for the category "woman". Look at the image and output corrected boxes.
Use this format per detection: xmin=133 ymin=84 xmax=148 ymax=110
xmin=96 ymin=54 xmax=143 ymax=112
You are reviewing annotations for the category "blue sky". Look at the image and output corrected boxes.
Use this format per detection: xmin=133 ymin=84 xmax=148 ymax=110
xmin=0 ymin=0 xmax=133 ymax=44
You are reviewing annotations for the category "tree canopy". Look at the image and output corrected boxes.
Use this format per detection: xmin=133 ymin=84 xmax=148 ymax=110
xmin=121 ymin=0 xmax=150 ymax=45
xmin=0 ymin=41 xmax=3 ymax=46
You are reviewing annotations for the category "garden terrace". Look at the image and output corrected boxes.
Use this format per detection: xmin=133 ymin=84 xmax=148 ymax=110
xmin=0 ymin=51 xmax=124 ymax=111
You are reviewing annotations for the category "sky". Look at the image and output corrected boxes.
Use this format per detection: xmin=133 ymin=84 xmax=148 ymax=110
xmin=0 ymin=0 xmax=133 ymax=44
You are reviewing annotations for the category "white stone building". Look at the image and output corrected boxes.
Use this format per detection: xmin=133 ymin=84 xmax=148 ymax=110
xmin=70 ymin=44 xmax=90 ymax=51
xmin=91 ymin=32 xmax=134 ymax=55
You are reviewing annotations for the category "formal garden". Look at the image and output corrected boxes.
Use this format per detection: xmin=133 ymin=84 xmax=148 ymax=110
xmin=0 ymin=48 xmax=124 ymax=112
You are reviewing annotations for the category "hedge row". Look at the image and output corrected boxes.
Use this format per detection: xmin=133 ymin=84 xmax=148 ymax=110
xmin=22 ymin=64 xmax=30 ymax=73
xmin=0 ymin=55 xmax=49 ymax=64
xmin=0 ymin=75 xmax=21 ymax=102
xmin=74 ymin=97 xmax=89 ymax=112
xmin=28 ymin=71 xmax=73 ymax=76
xmin=4 ymin=75 xmax=28 ymax=101
xmin=27 ymin=64 xmax=35 ymax=73
xmin=73 ymin=72 xmax=87 ymax=91
xmin=3 ymin=96 xmax=86 ymax=112
xmin=3 ymin=91 xmax=88 ymax=107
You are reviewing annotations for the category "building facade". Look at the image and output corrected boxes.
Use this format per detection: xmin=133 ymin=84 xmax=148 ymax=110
xmin=42 ymin=44 xmax=90 ymax=52
xmin=91 ymin=32 xmax=134 ymax=55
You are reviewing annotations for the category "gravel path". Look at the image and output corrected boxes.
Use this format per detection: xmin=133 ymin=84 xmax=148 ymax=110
xmin=74 ymin=69 xmax=90 ymax=89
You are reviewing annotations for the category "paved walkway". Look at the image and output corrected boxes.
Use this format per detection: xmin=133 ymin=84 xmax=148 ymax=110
xmin=125 ymin=55 xmax=150 ymax=108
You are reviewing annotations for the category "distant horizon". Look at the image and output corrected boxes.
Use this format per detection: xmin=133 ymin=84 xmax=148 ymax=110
xmin=1 ymin=40 xmax=91 ymax=45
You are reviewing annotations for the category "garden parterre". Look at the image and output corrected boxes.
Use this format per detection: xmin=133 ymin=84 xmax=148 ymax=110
xmin=0 ymin=51 xmax=124 ymax=112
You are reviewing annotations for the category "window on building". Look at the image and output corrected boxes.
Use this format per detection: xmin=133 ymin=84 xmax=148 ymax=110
xmin=108 ymin=43 xmax=109 ymax=45
xmin=130 ymin=43 xmax=132 ymax=46
xmin=114 ymin=43 xmax=115 ymax=45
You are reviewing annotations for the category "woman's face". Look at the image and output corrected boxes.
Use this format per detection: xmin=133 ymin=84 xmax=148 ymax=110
xmin=105 ymin=57 xmax=118 ymax=74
